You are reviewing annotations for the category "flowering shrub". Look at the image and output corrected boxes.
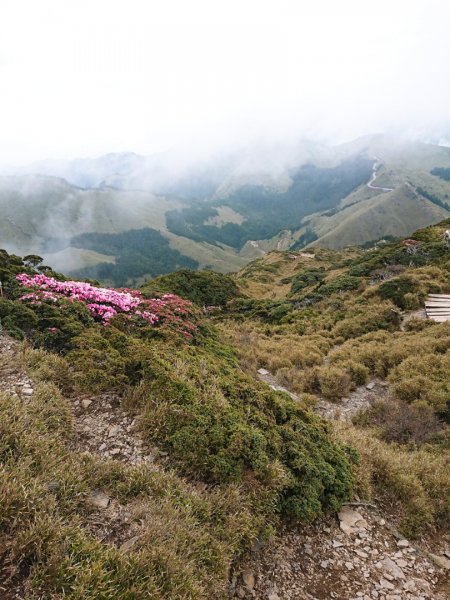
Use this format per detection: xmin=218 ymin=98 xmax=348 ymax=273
xmin=16 ymin=273 xmax=197 ymax=338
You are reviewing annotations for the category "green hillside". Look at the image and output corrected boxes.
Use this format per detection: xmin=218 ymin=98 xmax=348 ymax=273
xmin=0 ymin=217 xmax=449 ymax=597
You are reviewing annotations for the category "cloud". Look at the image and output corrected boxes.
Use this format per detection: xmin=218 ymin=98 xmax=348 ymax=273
xmin=0 ymin=0 xmax=449 ymax=165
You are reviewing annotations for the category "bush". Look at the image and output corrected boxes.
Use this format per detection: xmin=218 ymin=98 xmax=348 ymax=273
xmin=126 ymin=338 xmax=355 ymax=520
xmin=377 ymin=276 xmax=422 ymax=309
xmin=317 ymin=366 xmax=352 ymax=401
xmin=355 ymin=400 xmax=444 ymax=446
xmin=141 ymin=269 xmax=241 ymax=306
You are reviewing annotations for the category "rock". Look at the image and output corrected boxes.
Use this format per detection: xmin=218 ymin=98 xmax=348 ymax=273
xmin=396 ymin=539 xmax=409 ymax=548
xmin=108 ymin=425 xmax=119 ymax=437
xmin=242 ymin=570 xmax=255 ymax=590
xmin=379 ymin=577 xmax=395 ymax=590
xmin=81 ymin=399 xmax=92 ymax=409
xmin=403 ymin=578 xmax=431 ymax=594
xmin=366 ymin=382 xmax=376 ymax=390
xmin=257 ymin=368 xmax=270 ymax=375
xmin=22 ymin=387 xmax=33 ymax=396
xmin=268 ymin=594 xmax=280 ymax=600
xmin=333 ymin=540 xmax=344 ymax=548
xmin=381 ymin=557 xmax=405 ymax=580
xmin=428 ymin=553 xmax=450 ymax=570
xmin=338 ymin=506 xmax=368 ymax=535
xmin=395 ymin=559 xmax=407 ymax=568
xmin=87 ymin=490 xmax=110 ymax=509
xmin=121 ymin=535 xmax=140 ymax=551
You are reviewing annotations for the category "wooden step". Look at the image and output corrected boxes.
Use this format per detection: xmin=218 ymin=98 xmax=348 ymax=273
xmin=425 ymin=302 xmax=450 ymax=308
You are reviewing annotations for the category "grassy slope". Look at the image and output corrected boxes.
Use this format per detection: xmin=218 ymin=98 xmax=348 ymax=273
xmin=0 ymin=251 xmax=355 ymax=598
xmin=225 ymin=218 xmax=450 ymax=535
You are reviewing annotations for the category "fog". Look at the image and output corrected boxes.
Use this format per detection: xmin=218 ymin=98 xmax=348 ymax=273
xmin=1 ymin=0 xmax=450 ymax=168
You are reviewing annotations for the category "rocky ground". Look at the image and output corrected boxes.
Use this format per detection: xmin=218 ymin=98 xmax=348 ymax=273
xmin=232 ymin=506 xmax=449 ymax=600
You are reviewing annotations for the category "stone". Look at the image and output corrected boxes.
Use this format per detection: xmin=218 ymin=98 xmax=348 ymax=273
xmin=87 ymin=490 xmax=110 ymax=509
xmin=379 ymin=577 xmax=395 ymax=590
xmin=396 ymin=539 xmax=409 ymax=548
xmin=381 ymin=557 xmax=405 ymax=580
xmin=22 ymin=387 xmax=33 ymax=396
xmin=257 ymin=368 xmax=269 ymax=375
xmin=121 ymin=535 xmax=140 ymax=551
xmin=403 ymin=578 xmax=431 ymax=594
xmin=242 ymin=570 xmax=255 ymax=590
xmin=81 ymin=399 xmax=92 ymax=409
xmin=395 ymin=559 xmax=407 ymax=568
xmin=428 ymin=553 xmax=450 ymax=570
xmin=268 ymin=594 xmax=280 ymax=600
xmin=333 ymin=540 xmax=344 ymax=548
xmin=366 ymin=382 xmax=376 ymax=390
xmin=108 ymin=425 xmax=119 ymax=437
xmin=338 ymin=506 xmax=368 ymax=535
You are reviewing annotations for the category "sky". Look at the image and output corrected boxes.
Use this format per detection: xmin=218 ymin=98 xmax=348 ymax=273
xmin=1 ymin=0 xmax=450 ymax=165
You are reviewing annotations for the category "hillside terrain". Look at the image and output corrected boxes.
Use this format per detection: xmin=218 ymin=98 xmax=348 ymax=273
xmin=1 ymin=135 xmax=450 ymax=285
xmin=0 ymin=218 xmax=449 ymax=598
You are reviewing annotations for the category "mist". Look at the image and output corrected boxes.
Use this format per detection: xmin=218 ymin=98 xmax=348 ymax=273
xmin=1 ymin=0 xmax=450 ymax=167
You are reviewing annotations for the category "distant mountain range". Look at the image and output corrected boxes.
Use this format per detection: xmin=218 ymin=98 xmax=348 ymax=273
xmin=1 ymin=134 xmax=450 ymax=286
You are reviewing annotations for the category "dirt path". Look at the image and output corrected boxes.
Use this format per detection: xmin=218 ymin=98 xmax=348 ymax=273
xmin=244 ymin=367 xmax=450 ymax=600
xmin=256 ymin=368 xmax=386 ymax=421
xmin=367 ymin=159 xmax=394 ymax=193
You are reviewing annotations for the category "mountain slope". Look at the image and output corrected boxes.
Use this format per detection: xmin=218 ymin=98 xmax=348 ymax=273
xmin=1 ymin=135 xmax=450 ymax=283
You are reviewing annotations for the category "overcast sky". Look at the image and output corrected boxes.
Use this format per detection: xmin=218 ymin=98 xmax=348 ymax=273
xmin=1 ymin=0 xmax=449 ymax=165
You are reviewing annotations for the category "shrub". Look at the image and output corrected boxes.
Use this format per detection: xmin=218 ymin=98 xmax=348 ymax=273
xmin=376 ymin=276 xmax=422 ymax=309
xmin=141 ymin=269 xmax=241 ymax=306
xmin=354 ymin=400 xmax=444 ymax=446
xmin=317 ymin=366 xmax=352 ymax=401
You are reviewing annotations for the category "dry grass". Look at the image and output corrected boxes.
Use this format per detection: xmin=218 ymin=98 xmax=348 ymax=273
xmin=333 ymin=422 xmax=450 ymax=537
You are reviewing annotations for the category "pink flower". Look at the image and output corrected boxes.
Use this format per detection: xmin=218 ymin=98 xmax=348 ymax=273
xmin=16 ymin=273 xmax=197 ymax=336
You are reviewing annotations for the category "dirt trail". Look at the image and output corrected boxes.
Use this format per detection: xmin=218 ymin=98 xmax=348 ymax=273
xmin=256 ymin=368 xmax=386 ymax=421
xmin=367 ymin=159 xmax=394 ymax=193
xmin=242 ymin=367 xmax=450 ymax=600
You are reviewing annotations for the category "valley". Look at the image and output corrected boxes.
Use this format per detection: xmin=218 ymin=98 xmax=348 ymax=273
xmin=1 ymin=135 xmax=450 ymax=287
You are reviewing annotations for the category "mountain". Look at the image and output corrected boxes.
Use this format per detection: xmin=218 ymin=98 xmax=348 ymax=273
xmin=0 ymin=218 xmax=449 ymax=598
xmin=1 ymin=135 xmax=450 ymax=285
